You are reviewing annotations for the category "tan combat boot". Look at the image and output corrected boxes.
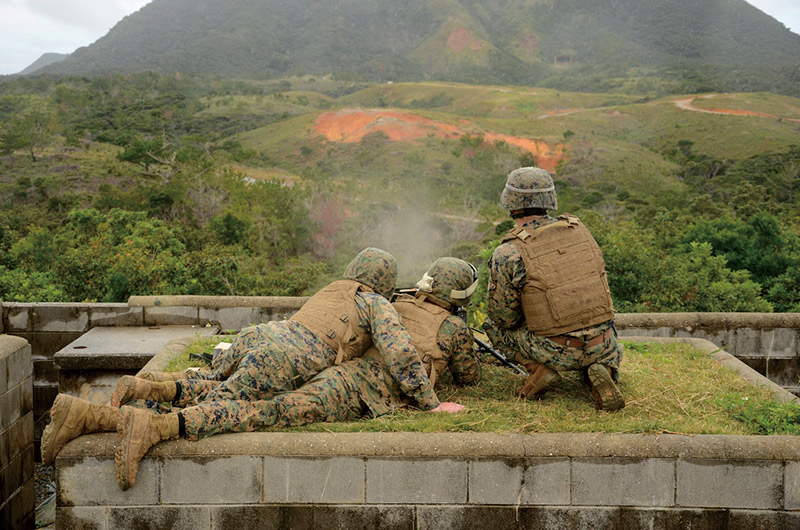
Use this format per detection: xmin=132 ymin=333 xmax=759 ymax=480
xmin=115 ymin=407 xmax=180 ymax=490
xmin=110 ymin=376 xmax=177 ymax=407
xmin=138 ymin=371 xmax=185 ymax=382
xmin=41 ymin=394 xmax=120 ymax=465
xmin=587 ymin=363 xmax=625 ymax=411
xmin=518 ymin=360 xmax=562 ymax=400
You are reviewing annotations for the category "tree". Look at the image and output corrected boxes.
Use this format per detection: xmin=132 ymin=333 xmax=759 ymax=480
xmin=0 ymin=110 xmax=55 ymax=161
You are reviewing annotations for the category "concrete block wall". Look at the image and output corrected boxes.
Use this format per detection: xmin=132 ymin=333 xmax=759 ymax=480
xmin=55 ymin=432 xmax=800 ymax=530
xmin=617 ymin=313 xmax=800 ymax=394
xmin=0 ymin=296 xmax=305 ymax=458
xmin=0 ymin=335 xmax=35 ymax=530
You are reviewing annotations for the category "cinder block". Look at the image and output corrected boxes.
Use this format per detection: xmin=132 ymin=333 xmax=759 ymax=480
xmin=367 ymin=458 xmax=467 ymax=504
xmin=31 ymin=306 xmax=89 ymax=332
xmin=786 ymin=462 xmax=800 ymax=510
xmin=56 ymin=506 xmax=108 ymax=530
xmin=144 ymin=306 xmax=198 ymax=326
xmin=763 ymin=329 xmax=799 ymax=358
xmin=0 ymin=426 xmax=8 ymax=468
xmin=59 ymin=457 xmax=158 ymax=506
xmin=7 ymin=342 xmax=31 ymax=389
xmin=519 ymin=506 xmax=621 ymax=530
xmin=618 ymin=507 xmax=729 ymax=530
xmin=728 ymin=509 xmax=800 ymax=530
xmin=766 ymin=358 xmax=800 ymax=387
xmin=264 ymin=456 xmax=364 ymax=504
xmin=21 ymin=377 xmax=32 ymax=416
xmin=677 ymin=459 xmax=782 ymax=509
xmin=1 ymin=385 xmax=21 ymax=431
xmin=162 ymin=456 xmax=262 ymax=504
xmin=572 ymin=458 xmax=675 ymax=507
xmin=199 ymin=307 xmax=263 ymax=331
xmin=109 ymin=506 xmax=210 ymax=529
xmin=89 ymin=304 xmax=143 ymax=327
xmin=312 ymin=505 xmax=414 ymax=530
xmin=732 ymin=328 xmax=759 ymax=357
xmin=469 ymin=458 xmax=570 ymax=505
xmin=417 ymin=506 xmax=524 ymax=530
xmin=211 ymin=505 xmax=315 ymax=530
xmin=6 ymin=306 xmax=30 ymax=332
xmin=0 ymin=353 xmax=7 ymax=395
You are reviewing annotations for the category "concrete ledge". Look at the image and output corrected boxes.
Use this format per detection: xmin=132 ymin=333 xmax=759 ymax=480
xmin=127 ymin=295 xmax=309 ymax=309
xmin=58 ymin=431 xmax=800 ymax=461
xmin=617 ymin=312 xmax=800 ymax=329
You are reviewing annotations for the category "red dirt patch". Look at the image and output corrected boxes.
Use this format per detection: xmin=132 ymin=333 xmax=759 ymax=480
xmin=447 ymin=27 xmax=485 ymax=53
xmin=315 ymin=109 xmax=566 ymax=172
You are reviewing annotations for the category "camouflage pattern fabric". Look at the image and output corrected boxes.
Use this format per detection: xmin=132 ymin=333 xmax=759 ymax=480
xmin=162 ymin=289 xmax=436 ymax=430
xmin=179 ymin=305 xmax=480 ymax=440
xmin=343 ymin=247 xmax=398 ymax=300
xmin=500 ymin=167 xmax=558 ymax=211
xmin=485 ymin=214 xmax=622 ymax=378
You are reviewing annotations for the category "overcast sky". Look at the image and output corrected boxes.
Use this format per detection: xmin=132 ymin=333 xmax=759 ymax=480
xmin=0 ymin=0 xmax=798 ymax=76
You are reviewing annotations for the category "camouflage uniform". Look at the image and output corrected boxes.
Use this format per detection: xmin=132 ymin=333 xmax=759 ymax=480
xmin=484 ymin=214 xmax=622 ymax=379
xmin=178 ymin=301 xmax=479 ymax=440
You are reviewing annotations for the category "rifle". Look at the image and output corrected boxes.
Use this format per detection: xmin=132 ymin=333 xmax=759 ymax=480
xmin=454 ymin=307 xmax=527 ymax=376
xmin=469 ymin=327 xmax=528 ymax=376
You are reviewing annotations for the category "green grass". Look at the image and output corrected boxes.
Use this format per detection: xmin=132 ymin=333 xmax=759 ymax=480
xmin=169 ymin=339 xmax=797 ymax=435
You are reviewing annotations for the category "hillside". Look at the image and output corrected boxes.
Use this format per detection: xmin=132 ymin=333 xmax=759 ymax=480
xmin=32 ymin=0 xmax=800 ymax=96
xmin=1 ymin=74 xmax=799 ymax=310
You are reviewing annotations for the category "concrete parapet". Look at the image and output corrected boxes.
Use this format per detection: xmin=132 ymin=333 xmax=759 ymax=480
xmin=55 ymin=432 xmax=800 ymax=529
xmin=0 ymin=335 xmax=34 ymax=530
xmin=617 ymin=314 xmax=800 ymax=395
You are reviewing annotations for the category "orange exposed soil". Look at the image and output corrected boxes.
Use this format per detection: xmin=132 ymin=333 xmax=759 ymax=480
xmin=314 ymin=109 xmax=565 ymax=172
xmin=673 ymin=96 xmax=800 ymax=122
xmin=447 ymin=27 xmax=485 ymax=53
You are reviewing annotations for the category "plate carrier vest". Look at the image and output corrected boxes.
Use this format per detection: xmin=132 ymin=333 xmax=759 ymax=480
xmin=290 ymin=280 xmax=373 ymax=364
xmin=392 ymin=294 xmax=451 ymax=386
xmin=502 ymin=214 xmax=614 ymax=336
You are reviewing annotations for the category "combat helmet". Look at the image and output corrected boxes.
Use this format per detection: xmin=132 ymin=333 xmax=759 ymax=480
xmin=343 ymin=247 xmax=398 ymax=300
xmin=415 ymin=257 xmax=478 ymax=307
xmin=500 ymin=167 xmax=557 ymax=211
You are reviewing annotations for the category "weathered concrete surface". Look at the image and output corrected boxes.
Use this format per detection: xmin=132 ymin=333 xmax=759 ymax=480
xmin=56 ymin=432 xmax=800 ymax=529
xmin=54 ymin=326 xmax=218 ymax=405
xmin=53 ymin=325 xmax=217 ymax=370
xmin=1 ymin=334 xmax=34 ymax=530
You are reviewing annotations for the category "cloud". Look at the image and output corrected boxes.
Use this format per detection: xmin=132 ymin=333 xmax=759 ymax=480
xmin=0 ymin=0 xmax=150 ymax=74
xmin=25 ymin=0 xmax=150 ymax=33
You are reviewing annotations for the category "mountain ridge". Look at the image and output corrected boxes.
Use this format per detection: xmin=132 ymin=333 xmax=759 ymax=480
xmin=27 ymin=0 xmax=800 ymax=95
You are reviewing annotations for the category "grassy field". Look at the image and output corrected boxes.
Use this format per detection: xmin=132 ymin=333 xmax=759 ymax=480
xmin=166 ymin=338 xmax=798 ymax=436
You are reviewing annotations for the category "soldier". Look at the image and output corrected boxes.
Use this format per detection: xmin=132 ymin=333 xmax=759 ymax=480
xmin=214 ymin=256 xmax=482 ymax=430
xmin=112 ymin=258 xmax=479 ymax=490
xmin=42 ymin=248 xmax=438 ymax=476
xmin=483 ymin=167 xmax=624 ymax=411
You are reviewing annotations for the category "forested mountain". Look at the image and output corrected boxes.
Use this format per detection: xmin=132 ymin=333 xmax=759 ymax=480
xmin=30 ymin=0 xmax=800 ymax=96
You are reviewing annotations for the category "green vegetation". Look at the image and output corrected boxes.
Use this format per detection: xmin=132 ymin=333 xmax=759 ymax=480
xmin=1 ymin=74 xmax=799 ymax=312
xmin=168 ymin=339 xmax=797 ymax=435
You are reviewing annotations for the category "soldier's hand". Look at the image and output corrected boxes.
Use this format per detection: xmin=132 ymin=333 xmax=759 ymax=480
xmin=430 ymin=402 xmax=466 ymax=413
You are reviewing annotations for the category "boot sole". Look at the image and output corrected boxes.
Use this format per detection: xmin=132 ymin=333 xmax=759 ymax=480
xmin=110 ymin=376 xmax=138 ymax=408
xmin=115 ymin=407 xmax=137 ymax=490
xmin=41 ymin=394 xmax=74 ymax=465
xmin=587 ymin=364 xmax=625 ymax=411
